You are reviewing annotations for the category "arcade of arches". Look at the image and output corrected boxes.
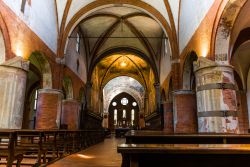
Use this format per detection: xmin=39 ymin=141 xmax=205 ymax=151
xmin=1 ymin=0 xmax=250 ymax=166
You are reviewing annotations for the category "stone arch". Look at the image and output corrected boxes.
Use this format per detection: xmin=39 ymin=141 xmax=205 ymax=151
xmin=0 ymin=12 xmax=12 ymax=61
xmin=105 ymin=87 xmax=143 ymax=114
xmin=89 ymin=47 xmax=160 ymax=84
xmin=213 ymin=0 xmax=248 ymax=63
xmin=182 ymin=51 xmax=198 ymax=90
xmin=232 ymin=27 xmax=250 ymax=61
xmin=59 ymin=0 xmax=177 ymax=60
xmin=108 ymin=92 xmax=140 ymax=130
xmin=103 ymin=76 xmax=145 ymax=114
xmin=62 ymin=76 xmax=74 ymax=99
xmin=28 ymin=51 xmax=52 ymax=88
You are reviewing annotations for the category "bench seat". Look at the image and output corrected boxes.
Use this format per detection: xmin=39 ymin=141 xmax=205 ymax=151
xmin=118 ymin=143 xmax=250 ymax=167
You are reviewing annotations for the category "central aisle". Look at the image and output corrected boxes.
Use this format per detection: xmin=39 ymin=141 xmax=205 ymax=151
xmin=48 ymin=136 xmax=124 ymax=167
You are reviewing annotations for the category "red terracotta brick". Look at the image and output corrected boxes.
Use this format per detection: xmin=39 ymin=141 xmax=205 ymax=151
xmin=61 ymin=99 xmax=80 ymax=130
xmin=36 ymin=89 xmax=63 ymax=129
xmin=163 ymin=102 xmax=174 ymax=133
xmin=174 ymin=92 xmax=197 ymax=133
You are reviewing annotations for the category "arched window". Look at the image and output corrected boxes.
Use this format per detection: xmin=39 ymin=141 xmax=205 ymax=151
xmin=76 ymin=33 xmax=80 ymax=53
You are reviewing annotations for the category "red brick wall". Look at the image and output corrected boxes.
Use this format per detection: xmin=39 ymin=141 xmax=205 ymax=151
xmin=237 ymin=92 xmax=249 ymax=134
xmin=163 ymin=102 xmax=174 ymax=133
xmin=61 ymin=100 xmax=80 ymax=130
xmin=36 ymin=91 xmax=62 ymax=129
xmin=174 ymin=93 xmax=197 ymax=133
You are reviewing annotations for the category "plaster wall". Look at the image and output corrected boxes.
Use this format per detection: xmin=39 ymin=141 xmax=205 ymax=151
xmin=3 ymin=0 xmax=58 ymax=53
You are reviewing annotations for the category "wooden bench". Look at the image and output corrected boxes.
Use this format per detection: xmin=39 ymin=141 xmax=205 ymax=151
xmin=15 ymin=130 xmax=48 ymax=166
xmin=117 ymin=143 xmax=250 ymax=167
xmin=115 ymin=128 xmax=130 ymax=138
xmin=0 ymin=130 xmax=23 ymax=167
xmin=125 ymin=130 xmax=250 ymax=144
xmin=0 ymin=129 xmax=105 ymax=166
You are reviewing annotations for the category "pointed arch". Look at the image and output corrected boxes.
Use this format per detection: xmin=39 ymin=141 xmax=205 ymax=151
xmin=182 ymin=51 xmax=198 ymax=90
xmin=28 ymin=51 xmax=53 ymax=88
xmin=0 ymin=12 xmax=12 ymax=61
xmin=62 ymin=76 xmax=74 ymax=99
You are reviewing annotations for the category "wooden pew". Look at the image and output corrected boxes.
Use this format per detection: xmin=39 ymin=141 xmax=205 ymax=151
xmin=15 ymin=130 xmax=47 ymax=166
xmin=115 ymin=128 xmax=130 ymax=138
xmin=0 ymin=130 xmax=23 ymax=167
xmin=117 ymin=143 xmax=250 ymax=167
xmin=125 ymin=130 xmax=250 ymax=144
xmin=0 ymin=129 xmax=105 ymax=166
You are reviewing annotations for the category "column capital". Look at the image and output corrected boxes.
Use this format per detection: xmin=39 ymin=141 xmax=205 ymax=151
xmin=173 ymin=90 xmax=195 ymax=95
xmin=55 ymin=57 xmax=65 ymax=65
xmin=193 ymin=57 xmax=234 ymax=73
xmin=153 ymin=82 xmax=160 ymax=88
xmin=2 ymin=56 xmax=30 ymax=71
xmin=86 ymin=81 xmax=93 ymax=88
xmin=38 ymin=88 xmax=64 ymax=95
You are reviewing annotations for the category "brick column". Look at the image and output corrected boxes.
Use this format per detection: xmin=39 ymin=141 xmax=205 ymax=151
xmin=173 ymin=90 xmax=197 ymax=133
xmin=163 ymin=101 xmax=174 ymax=133
xmin=194 ymin=58 xmax=239 ymax=133
xmin=61 ymin=99 xmax=80 ymax=130
xmin=0 ymin=57 xmax=28 ymax=129
xmin=236 ymin=91 xmax=248 ymax=134
xmin=36 ymin=89 xmax=63 ymax=129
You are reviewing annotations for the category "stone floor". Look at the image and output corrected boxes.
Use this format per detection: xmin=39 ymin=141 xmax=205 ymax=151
xmin=48 ymin=136 xmax=124 ymax=167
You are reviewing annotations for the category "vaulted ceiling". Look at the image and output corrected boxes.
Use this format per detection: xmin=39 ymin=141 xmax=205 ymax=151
xmin=77 ymin=6 xmax=165 ymax=70
xmin=93 ymin=53 xmax=151 ymax=89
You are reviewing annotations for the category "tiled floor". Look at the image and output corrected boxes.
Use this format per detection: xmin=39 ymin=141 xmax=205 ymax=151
xmin=48 ymin=136 xmax=124 ymax=167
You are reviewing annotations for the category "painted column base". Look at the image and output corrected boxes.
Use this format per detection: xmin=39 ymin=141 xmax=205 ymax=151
xmin=0 ymin=61 xmax=27 ymax=129
xmin=194 ymin=57 xmax=239 ymax=133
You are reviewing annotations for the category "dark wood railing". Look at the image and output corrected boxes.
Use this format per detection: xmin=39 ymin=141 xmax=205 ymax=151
xmin=0 ymin=129 xmax=104 ymax=167
xmin=118 ymin=130 xmax=250 ymax=167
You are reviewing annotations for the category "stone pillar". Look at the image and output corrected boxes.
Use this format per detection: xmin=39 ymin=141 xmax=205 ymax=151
xmin=61 ymin=99 xmax=80 ymax=130
xmin=154 ymin=83 xmax=161 ymax=112
xmin=102 ymin=113 xmax=109 ymax=128
xmin=194 ymin=57 xmax=239 ymax=133
xmin=36 ymin=89 xmax=63 ymax=129
xmin=173 ymin=90 xmax=197 ymax=133
xmin=236 ymin=91 xmax=248 ymax=134
xmin=0 ymin=57 xmax=29 ymax=129
xmin=99 ymin=86 xmax=104 ymax=114
xmin=163 ymin=101 xmax=174 ymax=133
xmin=144 ymin=92 xmax=149 ymax=116
xmin=139 ymin=112 xmax=145 ymax=129
xmin=86 ymin=81 xmax=92 ymax=111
